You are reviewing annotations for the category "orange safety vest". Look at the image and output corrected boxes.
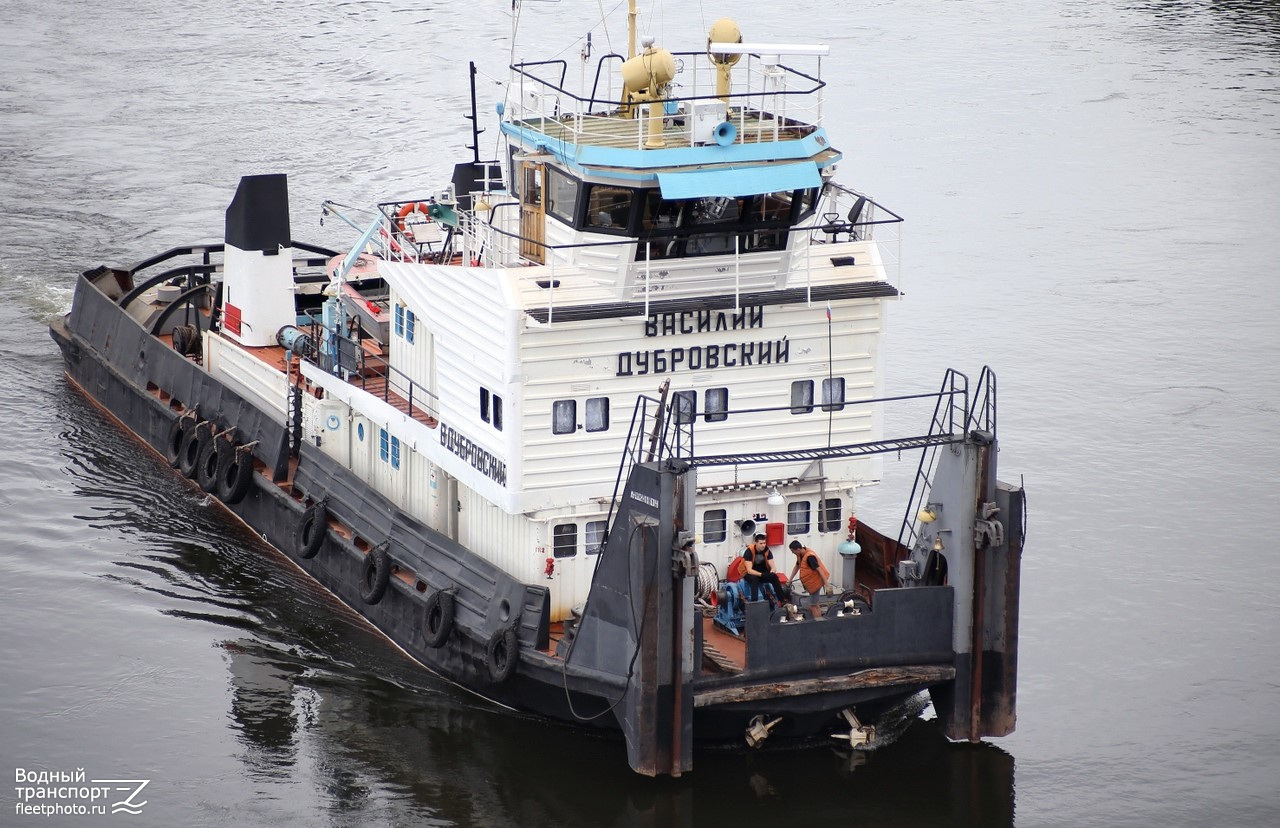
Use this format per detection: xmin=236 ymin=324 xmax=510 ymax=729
xmin=795 ymin=548 xmax=829 ymax=594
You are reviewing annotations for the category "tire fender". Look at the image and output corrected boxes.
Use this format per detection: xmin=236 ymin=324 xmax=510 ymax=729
xmin=216 ymin=441 xmax=254 ymax=505
xmin=178 ymin=421 xmax=211 ymax=478
xmin=422 ymin=590 xmax=456 ymax=648
xmin=485 ymin=625 xmax=519 ymax=684
xmin=360 ymin=546 xmax=391 ymax=605
xmin=294 ymin=501 xmax=328 ymax=559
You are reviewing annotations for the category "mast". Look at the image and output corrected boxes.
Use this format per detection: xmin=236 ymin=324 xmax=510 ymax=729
xmin=627 ymin=0 xmax=637 ymax=59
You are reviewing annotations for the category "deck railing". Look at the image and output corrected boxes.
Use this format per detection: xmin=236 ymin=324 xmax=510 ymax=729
xmin=510 ymin=50 xmax=827 ymax=149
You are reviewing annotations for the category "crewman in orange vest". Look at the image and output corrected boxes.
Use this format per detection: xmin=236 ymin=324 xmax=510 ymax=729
xmin=787 ymin=540 xmax=831 ymax=607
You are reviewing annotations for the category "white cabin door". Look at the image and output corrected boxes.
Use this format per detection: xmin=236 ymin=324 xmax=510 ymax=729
xmin=520 ymin=161 xmax=545 ymax=264
xmin=548 ymin=518 xmax=607 ymax=620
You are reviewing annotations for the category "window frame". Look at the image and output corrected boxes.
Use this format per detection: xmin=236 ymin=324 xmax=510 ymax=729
xmin=585 ymin=396 xmax=610 ymax=432
xmin=673 ymin=390 xmax=696 ymax=425
xmin=786 ymin=500 xmax=812 ymax=534
xmin=703 ymin=508 xmax=728 ymax=544
xmin=552 ymin=522 xmax=578 ymax=559
xmin=821 ymin=377 xmax=846 ymax=412
xmin=585 ymin=520 xmax=607 ymax=555
xmin=791 ymin=379 xmax=814 ymax=415
xmin=551 ymin=399 xmax=577 ymax=435
xmin=819 ymin=497 xmax=842 ymax=533
xmin=545 ymin=166 xmax=582 ymax=227
xmin=704 ymin=387 xmax=728 ymax=423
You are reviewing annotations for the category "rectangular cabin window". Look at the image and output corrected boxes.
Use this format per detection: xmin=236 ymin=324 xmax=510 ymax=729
xmin=480 ymin=388 xmax=491 ymax=423
xmin=673 ymin=391 xmax=696 ymax=425
xmin=552 ymin=523 xmax=578 ymax=558
xmin=394 ymin=304 xmax=404 ymax=337
xmin=791 ymin=380 xmax=814 ymax=414
xmin=703 ymin=509 xmax=727 ymax=544
xmin=552 ymin=399 xmax=576 ymax=434
xmin=380 ymin=428 xmax=389 ymax=462
xmin=635 ymin=189 xmax=801 ymax=260
xmin=585 ymin=184 xmax=635 ymax=235
xmin=704 ymin=388 xmax=728 ymax=423
xmin=545 ymin=167 xmax=581 ymax=227
xmin=796 ymin=187 xmax=819 ymax=221
xmin=391 ymin=436 xmax=401 ymax=470
xmin=585 ymin=397 xmax=609 ymax=432
xmin=821 ymin=377 xmax=846 ymax=412
xmin=493 ymin=395 xmax=503 ymax=431
xmin=787 ymin=500 xmax=811 ymax=534
xmin=405 ymin=309 xmax=416 ymax=344
xmin=819 ymin=498 xmax=842 ymax=533
xmin=585 ymin=520 xmax=607 ymax=555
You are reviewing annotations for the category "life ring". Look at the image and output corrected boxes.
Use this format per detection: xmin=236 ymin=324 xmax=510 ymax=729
xmin=395 ymin=202 xmax=432 ymax=234
xmin=216 ymin=440 xmax=254 ymax=504
xmin=165 ymin=415 xmax=189 ymax=467
xmin=421 ymin=590 xmax=455 ymax=648
xmin=360 ymin=546 xmax=391 ymax=605
xmin=178 ymin=420 xmax=212 ymax=479
xmin=294 ymin=501 xmax=328 ymax=559
xmin=196 ymin=435 xmax=222 ymax=493
xmin=485 ymin=625 xmax=519 ymax=683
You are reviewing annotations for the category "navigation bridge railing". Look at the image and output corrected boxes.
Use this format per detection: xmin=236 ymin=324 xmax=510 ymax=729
xmin=509 ymin=48 xmax=828 ymax=151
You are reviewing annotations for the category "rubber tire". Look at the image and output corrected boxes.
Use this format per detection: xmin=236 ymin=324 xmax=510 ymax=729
xmin=195 ymin=435 xmax=221 ymax=493
xmin=485 ymin=626 xmax=519 ymax=684
xmin=178 ymin=421 xmax=211 ymax=479
xmin=166 ymin=416 xmax=188 ymax=467
xmin=360 ymin=546 xmax=391 ymax=605
xmin=421 ymin=590 xmax=455 ymax=648
xmin=294 ymin=501 xmax=327 ymax=560
xmin=216 ymin=440 xmax=254 ymax=505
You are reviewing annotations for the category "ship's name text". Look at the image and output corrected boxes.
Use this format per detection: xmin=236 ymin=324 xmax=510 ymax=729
xmin=643 ymin=305 xmax=764 ymax=338
xmin=616 ymin=338 xmax=790 ymax=377
xmin=439 ymin=422 xmax=507 ymax=486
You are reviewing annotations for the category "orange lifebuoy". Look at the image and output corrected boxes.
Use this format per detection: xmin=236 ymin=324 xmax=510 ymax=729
xmin=395 ymin=202 xmax=432 ymax=234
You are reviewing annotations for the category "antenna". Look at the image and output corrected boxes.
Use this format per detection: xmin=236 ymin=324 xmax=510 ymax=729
xmin=465 ymin=61 xmax=484 ymax=164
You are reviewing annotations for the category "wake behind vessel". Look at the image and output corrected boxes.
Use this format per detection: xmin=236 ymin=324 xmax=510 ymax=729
xmin=50 ymin=10 xmax=1024 ymax=777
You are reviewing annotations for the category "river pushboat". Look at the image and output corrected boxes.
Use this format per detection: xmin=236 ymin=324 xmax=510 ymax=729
xmin=50 ymin=10 xmax=1024 ymax=776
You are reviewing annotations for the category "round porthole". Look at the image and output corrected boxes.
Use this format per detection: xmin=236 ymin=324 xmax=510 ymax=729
xmin=325 ymin=414 xmax=341 ymax=431
xmin=357 ymin=423 xmax=365 ymax=441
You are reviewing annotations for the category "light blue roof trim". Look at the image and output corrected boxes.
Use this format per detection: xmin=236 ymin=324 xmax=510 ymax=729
xmin=499 ymin=122 xmax=839 ymax=176
xmin=656 ymin=162 xmax=821 ymax=199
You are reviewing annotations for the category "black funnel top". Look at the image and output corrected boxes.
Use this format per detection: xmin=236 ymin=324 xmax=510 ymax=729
xmin=225 ymin=174 xmax=290 ymax=252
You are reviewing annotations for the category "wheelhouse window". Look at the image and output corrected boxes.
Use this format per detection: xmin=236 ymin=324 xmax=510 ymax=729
xmin=552 ymin=399 xmax=576 ymax=434
xmin=546 ymin=166 xmax=581 ymax=226
xmin=703 ymin=509 xmax=727 ymax=544
xmin=821 ymin=377 xmax=846 ymax=412
xmin=390 ymin=436 xmax=401 ymax=470
xmin=787 ymin=500 xmax=811 ymax=534
xmin=405 ymin=309 xmax=416 ymax=344
xmin=552 ymin=523 xmax=577 ymax=558
xmin=585 ymin=184 xmax=634 ymax=235
xmin=394 ymin=304 xmax=404 ymax=337
xmin=791 ymin=380 xmax=814 ymax=414
xmin=585 ymin=397 xmax=609 ymax=432
xmin=704 ymin=388 xmax=728 ymax=423
xmin=637 ymin=188 xmax=801 ymax=260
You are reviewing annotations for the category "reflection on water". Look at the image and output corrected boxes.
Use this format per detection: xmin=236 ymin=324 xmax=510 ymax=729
xmin=221 ymin=634 xmax=1015 ymax=827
